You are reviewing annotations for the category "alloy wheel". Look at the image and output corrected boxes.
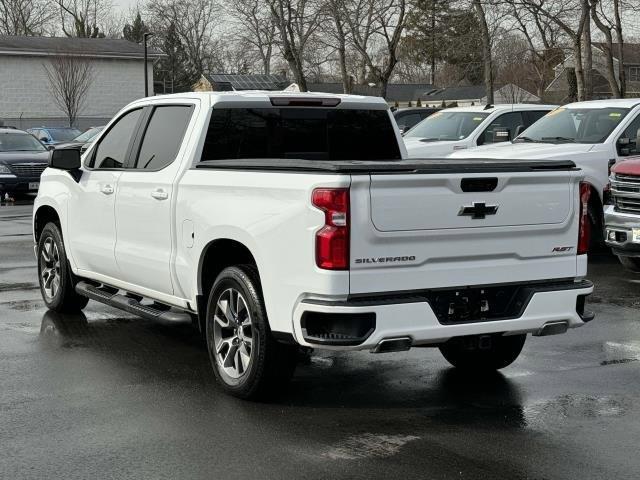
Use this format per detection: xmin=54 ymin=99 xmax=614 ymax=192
xmin=40 ymin=236 xmax=61 ymax=300
xmin=212 ymin=287 xmax=254 ymax=379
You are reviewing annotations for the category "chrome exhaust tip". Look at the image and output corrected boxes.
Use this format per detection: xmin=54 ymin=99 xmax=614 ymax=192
xmin=372 ymin=337 xmax=412 ymax=353
xmin=533 ymin=321 xmax=569 ymax=337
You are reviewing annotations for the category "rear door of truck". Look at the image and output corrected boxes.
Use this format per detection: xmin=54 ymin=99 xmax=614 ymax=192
xmin=349 ymin=160 xmax=583 ymax=294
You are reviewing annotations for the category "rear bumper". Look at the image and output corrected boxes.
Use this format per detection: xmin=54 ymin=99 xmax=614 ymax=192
xmin=604 ymin=205 xmax=640 ymax=257
xmin=292 ymin=279 xmax=594 ymax=351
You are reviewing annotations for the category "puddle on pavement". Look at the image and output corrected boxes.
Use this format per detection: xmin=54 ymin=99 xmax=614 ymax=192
xmin=323 ymin=433 xmax=420 ymax=460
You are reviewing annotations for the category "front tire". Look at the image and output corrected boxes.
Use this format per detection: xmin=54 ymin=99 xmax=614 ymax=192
xmin=439 ymin=334 xmax=526 ymax=371
xmin=205 ymin=265 xmax=296 ymax=399
xmin=37 ymin=222 xmax=89 ymax=312
xmin=618 ymin=255 xmax=640 ymax=273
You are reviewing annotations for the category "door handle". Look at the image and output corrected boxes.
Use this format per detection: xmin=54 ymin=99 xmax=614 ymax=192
xmin=101 ymin=184 xmax=114 ymax=195
xmin=151 ymin=188 xmax=169 ymax=200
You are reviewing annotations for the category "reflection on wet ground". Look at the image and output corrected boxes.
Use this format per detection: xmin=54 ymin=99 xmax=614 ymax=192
xmin=2 ymin=203 xmax=640 ymax=479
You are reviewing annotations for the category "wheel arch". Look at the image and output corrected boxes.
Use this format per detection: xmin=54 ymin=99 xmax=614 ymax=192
xmin=34 ymin=205 xmax=61 ymax=243
xmin=196 ymin=238 xmax=260 ymax=334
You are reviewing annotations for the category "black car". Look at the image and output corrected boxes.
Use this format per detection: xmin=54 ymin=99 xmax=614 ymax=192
xmin=53 ymin=126 xmax=105 ymax=153
xmin=0 ymin=128 xmax=50 ymax=202
xmin=393 ymin=107 xmax=440 ymax=134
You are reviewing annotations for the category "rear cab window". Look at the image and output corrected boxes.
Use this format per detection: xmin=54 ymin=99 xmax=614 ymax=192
xmin=201 ymin=108 xmax=401 ymax=161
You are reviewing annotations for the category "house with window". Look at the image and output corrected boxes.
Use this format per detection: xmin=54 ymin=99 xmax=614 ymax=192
xmin=0 ymin=36 xmax=164 ymax=129
xmin=545 ymin=43 xmax=640 ymax=101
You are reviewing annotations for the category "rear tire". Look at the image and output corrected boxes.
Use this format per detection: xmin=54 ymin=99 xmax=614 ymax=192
xmin=618 ymin=256 xmax=640 ymax=273
xmin=205 ymin=265 xmax=297 ymax=400
xmin=37 ymin=222 xmax=89 ymax=312
xmin=439 ymin=334 xmax=526 ymax=371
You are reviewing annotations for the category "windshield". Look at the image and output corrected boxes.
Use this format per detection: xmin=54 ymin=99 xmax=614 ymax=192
xmin=404 ymin=111 xmax=490 ymax=140
xmin=517 ymin=107 xmax=630 ymax=144
xmin=48 ymin=128 xmax=82 ymax=142
xmin=0 ymin=132 xmax=47 ymax=152
xmin=73 ymin=127 xmax=103 ymax=143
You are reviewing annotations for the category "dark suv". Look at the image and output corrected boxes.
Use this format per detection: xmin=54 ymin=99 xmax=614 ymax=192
xmin=0 ymin=128 xmax=49 ymax=202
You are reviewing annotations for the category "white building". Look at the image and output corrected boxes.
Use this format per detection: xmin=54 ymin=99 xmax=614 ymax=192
xmin=0 ymin=36 xmax=163 ymax=129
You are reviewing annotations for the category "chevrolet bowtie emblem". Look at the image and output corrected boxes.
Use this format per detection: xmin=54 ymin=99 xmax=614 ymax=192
xmin=458 ymin=202 xmax=499 ymax=219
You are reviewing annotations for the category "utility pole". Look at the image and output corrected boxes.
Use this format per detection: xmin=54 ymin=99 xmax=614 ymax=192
xmin=143 ymin=32 xmax=154 ymax=97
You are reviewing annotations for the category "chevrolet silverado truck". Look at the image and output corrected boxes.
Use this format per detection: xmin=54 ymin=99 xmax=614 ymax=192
xmin=605 ymin=157 xmax=640 ymax=272
xmin=33 ymin=92 xmax=594 ymax=399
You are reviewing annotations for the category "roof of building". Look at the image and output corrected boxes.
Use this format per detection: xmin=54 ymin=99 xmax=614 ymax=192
xmin=307 ymin=82 xmax=434 ymax=102
xmin=0 ymin=35 xmax=164 ymax=59
xmin=204 ymin=73 xmax=290 ymax=91
xmin=423 ymin=86 xmax=486 ymax=101
xmin=593 ymin=42 xmax=640 ymax=64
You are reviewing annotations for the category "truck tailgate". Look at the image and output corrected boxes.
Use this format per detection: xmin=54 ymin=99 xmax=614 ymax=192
xmin=350 ymin=169 xmax=583 ymax=295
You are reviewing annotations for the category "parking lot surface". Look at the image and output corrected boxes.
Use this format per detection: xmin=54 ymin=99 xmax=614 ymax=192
xmin=2 ymin=202 xmax=640 ymax=480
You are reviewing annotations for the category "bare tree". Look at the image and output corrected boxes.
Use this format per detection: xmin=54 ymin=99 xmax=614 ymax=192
xmin=267 ymin=0 xmax=322 ymax=91
xmin=227 ymin=0 xmax=277 ymax=75
xmin=43 ymin=54 xmax=94 ymax=127
xmin=506 ymin=1 xmax=563 ymax=99
xmin=519 ymin=0 xmax=590 ymax=101
xmin=472 ymin=0 xmax=494 ymax=103
xmin=0 ymin=0 xmax=55 ymax=35
xmin=320 ymin=0 xmax=353 ymax=92
xmin=343 ymin=0 xmax=407 ymax=98
xmin=146 ymin=0 xmax=219 ymax=83
xmin=55 ymin=0 xmax=114 ymax=37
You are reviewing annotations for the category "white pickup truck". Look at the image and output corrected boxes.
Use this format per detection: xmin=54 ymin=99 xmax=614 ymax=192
xmin=33 ymin=92 xmax=594 ymax=399
xmin=449 ymin=99 xmax=640 ymax=241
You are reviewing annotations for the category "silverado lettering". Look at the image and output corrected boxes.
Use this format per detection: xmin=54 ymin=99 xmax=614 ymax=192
xmin=355 ymin=256 xmax=416 ymax=264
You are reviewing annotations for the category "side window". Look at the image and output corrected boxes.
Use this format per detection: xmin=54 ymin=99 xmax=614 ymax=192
xmin=523 ymin=110 xmax=548 ymax=127
xmin=617 ymin=114 xmax=640 ymax=157
xmin=133 ymin=106 xmax=192 ymax=170
xmin=91 ymin=109 xmax=142 ymax=169
xmin=397 ymin=113 xmax=420 ymax=131
xmin=478 ymin=112 xmax=524 ymax=145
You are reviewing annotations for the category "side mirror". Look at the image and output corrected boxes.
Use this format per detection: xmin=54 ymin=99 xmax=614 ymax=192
xmin=491 ymin=127 xmax=511 ymax=143
xmin=49 ymin=148 xmax=81 ymax=170
xmin=39 ymin=136 xmax=49 ymax=143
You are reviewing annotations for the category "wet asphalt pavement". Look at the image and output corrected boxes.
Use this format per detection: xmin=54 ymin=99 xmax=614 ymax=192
xmin=1 ymin=202 xmax=640 ymax=480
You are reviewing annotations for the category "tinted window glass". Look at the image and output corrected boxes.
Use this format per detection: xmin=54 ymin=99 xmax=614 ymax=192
xmin=397 ymin=113 xmax=420 ymax=130
xmin=201 ymin=108 xmax=401 ymax=161
xmin=524 ymin=110 xmax=548 ymax=127
xmin=92 ymin=109 xmax=142 ymax=169
xmin=479 ymin=112 xmax=524 ymax=145
xmin=135 ymin=106 xmax=192 ymax=169
xmin=618 ymin=114 xmax=640 ymax=156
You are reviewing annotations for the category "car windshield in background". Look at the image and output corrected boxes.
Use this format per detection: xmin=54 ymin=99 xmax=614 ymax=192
xmin=404 ymin=111 xmax=490 ymax=140
xmin=49 ymin=128 xmax=82 ymax=142
xmin=517 ymin=107 xmax=630 ymax=144
xmin=0 ymin=132 xmax=47 ymax=152
xmin=73 ymin=127 xmax=103 ymax=143
xmin=202 ymin=108 xmax=401 ymax=161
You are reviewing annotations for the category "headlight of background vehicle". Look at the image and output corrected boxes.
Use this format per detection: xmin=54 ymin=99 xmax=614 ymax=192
xmin=0 ymin=164 xmax=13 ymax=174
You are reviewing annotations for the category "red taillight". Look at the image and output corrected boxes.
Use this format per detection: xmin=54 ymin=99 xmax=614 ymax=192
xmin=578 ymin=182 xmax=591 ymax=255
xmin=312 ymin=188 xmax=349 ymax=270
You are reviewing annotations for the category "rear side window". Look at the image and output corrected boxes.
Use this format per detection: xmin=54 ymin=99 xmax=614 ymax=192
xmin=201 ymin=108 xmax=401 ymax=161
xmin=134 ymin=106 xmax=192 ymax=170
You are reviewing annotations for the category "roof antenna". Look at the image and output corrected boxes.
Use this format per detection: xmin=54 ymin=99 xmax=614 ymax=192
xmin=483 ymin=104 xmax=493 ymax=110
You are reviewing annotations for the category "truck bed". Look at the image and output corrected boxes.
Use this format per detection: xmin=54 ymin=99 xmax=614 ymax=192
xmin=196 ymin=158 xmax=577 ymax=174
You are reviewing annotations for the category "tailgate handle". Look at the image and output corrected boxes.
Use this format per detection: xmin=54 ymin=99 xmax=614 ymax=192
xmin=461 ymin=177 xmax=498 ymax=192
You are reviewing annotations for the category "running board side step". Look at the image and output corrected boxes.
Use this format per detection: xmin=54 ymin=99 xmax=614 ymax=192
xmin=75 ymin=281 xmax=193 ymax=325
